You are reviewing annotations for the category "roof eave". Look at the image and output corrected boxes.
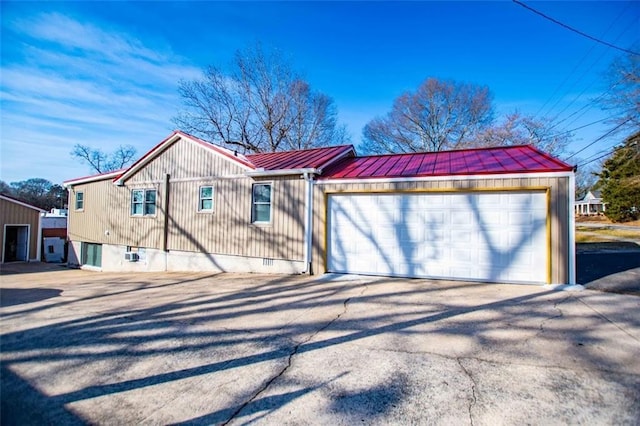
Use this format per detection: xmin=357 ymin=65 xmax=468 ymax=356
xmin=246 ymin=168 xmax=319 ymax=177
xmin=315 ymin=145 xmax=356 ymax=174
xmin=112 ymin=131 xmax=256 ymax=186
xmin=0 ymin=194 xmax=47 ymax=212
xmin=63 ymin=170 xmax=124 ymax=188
xmin=112 ymin=132 xmax=182 ymax=186
xmin=317 ymin=169 xmax=575 ymax=183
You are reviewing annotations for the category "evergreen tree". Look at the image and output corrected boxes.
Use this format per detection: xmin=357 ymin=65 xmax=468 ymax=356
xmin=597 ymin=132 xmax=640 ymax=222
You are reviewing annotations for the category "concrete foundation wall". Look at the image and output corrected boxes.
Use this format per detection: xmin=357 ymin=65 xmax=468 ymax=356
xmin=70 ymin=242 xmax=304 ymax=274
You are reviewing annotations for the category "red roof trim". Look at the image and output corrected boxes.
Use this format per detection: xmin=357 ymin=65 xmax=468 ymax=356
xmin=315 ymin=146 xmax=356 ymax=172
xmin=174 ymin=131 xmax=255 ymax=169
xmin=63 ymin=169 xmax=124 ymax=186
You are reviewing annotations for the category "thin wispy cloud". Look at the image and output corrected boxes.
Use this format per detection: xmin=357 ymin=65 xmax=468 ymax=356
xmin=1 ymin=2 xmax=634 ymax=184
xmin=1 ymin=12 xmax=200 ymax=183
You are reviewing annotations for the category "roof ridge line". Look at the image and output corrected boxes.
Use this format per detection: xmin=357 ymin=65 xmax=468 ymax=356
xmin=246 ymin=144 xmax=354 ymax=156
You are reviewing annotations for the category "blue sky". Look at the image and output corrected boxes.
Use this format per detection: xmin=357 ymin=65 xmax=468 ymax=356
xmin=1 ymin=1 xmax=638 ymax=184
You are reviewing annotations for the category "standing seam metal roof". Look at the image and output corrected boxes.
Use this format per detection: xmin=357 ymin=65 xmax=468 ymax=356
xmin=320 ymin=145 xmax=573 ymax=179
xmin=63 ymin=131 xmax=572 ymax=186
xmin=246 ymin=145 xmax=354 ymax=170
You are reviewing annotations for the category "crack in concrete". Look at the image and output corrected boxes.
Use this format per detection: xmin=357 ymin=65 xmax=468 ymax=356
xmin=574 ymin=296 xmax=640 ymax=343
xmin=520 ymin=294 xmax=571 ymax=347
xmin=456 ymin=358 xmax=476 ymax=426
xmin=359 ymin=344 xmax=640 ymax=379
xmin=539 ymin=296 xmax=568 ymax=334
xmin=222 ymin=285 xmax=365 ymax=425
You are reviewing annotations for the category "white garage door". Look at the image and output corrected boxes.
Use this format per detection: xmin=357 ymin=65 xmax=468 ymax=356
xmin=327 ymin=191 xmax=548 ymax=284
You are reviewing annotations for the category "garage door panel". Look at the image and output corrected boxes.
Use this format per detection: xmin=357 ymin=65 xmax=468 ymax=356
xmin=479 ymin=193 xmax=501 ymax=205
xmin=482 ymin=211 xmax=506 ymax=225
xmin=451 ymin=211 xmax=474 ymax=225
xmin=327 ymin=191 xmax=548 ymax=284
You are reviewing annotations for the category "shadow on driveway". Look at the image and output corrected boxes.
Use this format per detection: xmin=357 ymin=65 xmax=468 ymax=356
xmin=577 ymin=245 xmax=640 ymax=295
xmin=1 ymin=263 xmax=639 ymax=424
xmin=0 ymin=288 xmax=63 ymax=307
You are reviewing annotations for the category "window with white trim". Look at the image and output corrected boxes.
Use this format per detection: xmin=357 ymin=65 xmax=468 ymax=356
xmin=251 ymin=183 xmax=272 ymax=223
xmin=198 ymin=186 xmax=214 ymax=212
xmin=75 ymin=191 xmax=84 ymax=210
xmin=131 ymin=189 xmax=156 ymax=216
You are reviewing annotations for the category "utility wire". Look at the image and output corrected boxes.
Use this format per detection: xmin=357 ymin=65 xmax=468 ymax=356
xmin=577 ymin=150 xmax=614 ymax=168
xmin=532 ymin=3 xmax=632 ymax=120
xmin=582 ymin=147 xmax=612 ymax=163
xmin=547 ymin=114 xmax=621 ymax=139
xmin=545 ymin=96 xmax=629 ymax=138
xmin=513 ymin=0 xmax=640 ymax=56
xmin=542 ymin=19 xmax=637 ymax=127
xmin=550 ymin=89 xmax=614 ymax=132
xmin=576 ymin=126 xmax=639 ymax=165
xmin=566 ymin=119 xmax=632 ymax=160
xmin=578 ymin=143 xmax=639 ymax=168
xmin=530 ymin=114 xmax=621 ymax=146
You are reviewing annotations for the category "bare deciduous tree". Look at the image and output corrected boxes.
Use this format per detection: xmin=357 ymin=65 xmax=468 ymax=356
xmin=361 ymin=78 xmax=494 ymax=154
xmin=72 ymin=144 xmax=136 ymax=174
xmin=174 ymin=44 xmax=349 ymax=153
xmin=574 ymin=162 xmax=599 ymax=200
xmin=284 ymin=80 xmax=349 ymax=150
xmin=361 ymin=78 xmax=572 ymax=158
xmin=472 ymin=112 xmax=570 ymax=157
xmin=600 ymin=50 xmax=639 ymax=131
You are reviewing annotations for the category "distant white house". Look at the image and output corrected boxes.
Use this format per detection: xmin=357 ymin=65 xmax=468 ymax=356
xmin=575 ymin=190 xmax=606 ymax=216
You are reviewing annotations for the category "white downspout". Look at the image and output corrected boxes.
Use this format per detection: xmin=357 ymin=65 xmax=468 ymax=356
xmin=302 ymin=172 xmax=314 ymax=274
xmin=568 ymin=170 xmax=576 ymax=285
xmin=36 ymin=213 xmax=43 ymax=262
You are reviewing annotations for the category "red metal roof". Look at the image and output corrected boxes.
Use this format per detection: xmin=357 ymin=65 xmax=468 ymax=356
xmin=64 ymin=132 xmax=356 ymax=185
xmin=247 ymin=145 xmax=354 ymax=171
xmin=321 ymin=145 xmax=573 ymax=180
xmin=65 ymin=131 xmax=571 ymax=186
xmin=63 ymin=169 xmax=124 ymax=186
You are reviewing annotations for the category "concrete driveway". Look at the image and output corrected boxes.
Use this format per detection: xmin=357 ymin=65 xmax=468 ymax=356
xmin=1 ymin=264 xmax=639 ymax=425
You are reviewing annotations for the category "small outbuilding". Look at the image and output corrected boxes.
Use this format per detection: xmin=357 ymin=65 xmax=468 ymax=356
xmin=0 ymin=194 xmax=44 ymax=263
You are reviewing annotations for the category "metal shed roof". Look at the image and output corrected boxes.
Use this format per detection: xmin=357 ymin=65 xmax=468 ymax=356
xmin=321 ymin=145 xmax=573 ymax=179
xmin=247 ymin=145 xmax=354 ymax=171
xmin=63 ymin=130 xmax=573 ymax=186
xmin=0 ymin=194 xmax=46 ymax=212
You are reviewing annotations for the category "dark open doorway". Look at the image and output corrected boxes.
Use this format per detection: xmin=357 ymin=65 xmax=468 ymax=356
xmin=4 ymin=225 xmax=29 ymax=262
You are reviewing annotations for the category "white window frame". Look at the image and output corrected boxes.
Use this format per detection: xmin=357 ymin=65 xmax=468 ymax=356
xmin=75 ymin=191 xmax=84 ymax=211
xmin=251 ymin=183 xmax=272 ymax=224
xmin=198 ymin=185 xmax=214 ymax=212
xmin=131 ymin=189 xmax=157 ymax=216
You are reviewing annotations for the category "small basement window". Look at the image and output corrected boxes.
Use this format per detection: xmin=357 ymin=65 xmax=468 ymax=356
xmin=252 ymin=183 xmax=272 ymax=223
xmin=75 ymin=191 xmax=84 ymax=210
xmin=198 ymin=186 xmax=214 ymax=212
xmin=131 ymin=189 xmax=156 ymax=216
xmin=82 ymin=242 xmax=102 ymax=267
